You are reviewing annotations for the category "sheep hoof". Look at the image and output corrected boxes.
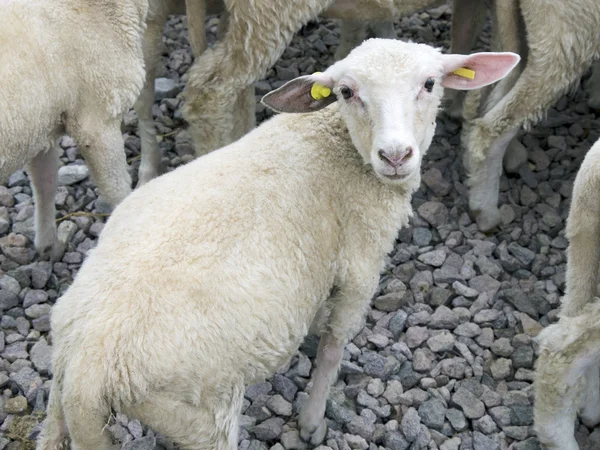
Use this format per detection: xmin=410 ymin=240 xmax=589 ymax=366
xmin=299 ymin=417 xmax=327 ymax=446
xmin=588 ymin=94 xmax=600 ymax=111
xmin=475 ymin=208 xmax=502 ymax=232
xmin=36 ymin=240 xmax=65 ymax=262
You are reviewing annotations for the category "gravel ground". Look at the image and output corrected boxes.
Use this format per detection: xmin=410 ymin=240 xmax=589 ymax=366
xmin=2 ymin=5 xmax=600 ymax=450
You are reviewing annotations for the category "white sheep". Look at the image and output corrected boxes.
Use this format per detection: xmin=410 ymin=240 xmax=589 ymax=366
xmin=0 ymin=0 xmax=148 ymax=260
xmin=534 ymin=137 xmax=600 ymax=450
xmin=180 ymin=0 xmax=455 ymax=157
xmin=134 ymin=0 xmax=405 ymax=185
xmin=37 ymin=39 xmax=519 ymax=450
xmin=455 ymin=0 xmax=600 ymax=231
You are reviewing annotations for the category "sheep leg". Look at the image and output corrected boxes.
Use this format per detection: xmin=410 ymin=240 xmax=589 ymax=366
xmin=464 ymin=44 xmax=583 ymax=231
xmin=335 ymin=20 xmax=368 ymax=61
xmin=561 ymin=140 xmax=600 ymax=317
xmin=70 ymin=120 xmax=132 ymax=210
xmin=27 ymin=146 xmax=64 ymax=261
xmin=125 ymin=391 xmax=242 ymax=450
xmin=444 ymin=0 xmax=488 ymax=119
xmin=534 ymin=309 xmax=600 ymax=450
xmin=185 ymin=0 xmax=208 ymax=56
xmin=580 ymin=362 xmax=600 ymax=427
xmin=299 ymin=331 xmax=343 ymax=445
xmin=215 ymin=10 xmax=256 ymax=148
xmin=182 ymin=0 xmax=332 ymax=154
xmin=135 ymin=10 xmax=170 ymax=187
xmin=587 ymin=59 xmax=600 ymax=110
xmin=36 ymin=378 xmax=69 ymax=450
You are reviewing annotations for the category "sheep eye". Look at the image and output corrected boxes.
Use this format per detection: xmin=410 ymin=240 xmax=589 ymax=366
xmin=340 ymin=86 xmax=353 ymax=100
xmin=424 ymin=78 xmax=435 ymax=93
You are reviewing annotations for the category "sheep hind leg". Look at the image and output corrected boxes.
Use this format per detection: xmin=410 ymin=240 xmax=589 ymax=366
xmin=534 ymin=310 xmax=600 ymax=450
xmin=69 ymin=118 xmax=132 ymax=211
xmin=299 ymin=331 xmax=344 ymax=445
xmin=36 ymin=378 xmax=69 ymax=450
xmin=125 ymin=390 xmax=242 ymax=450
xmin=587 ymin=59 xmax=600 ymax=110
xmin=27 ymin=146 xmax=64 ymax=261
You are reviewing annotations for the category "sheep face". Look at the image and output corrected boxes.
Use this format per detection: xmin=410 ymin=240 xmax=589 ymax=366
xmin=262 ymin=39 xmax=520 ymax=187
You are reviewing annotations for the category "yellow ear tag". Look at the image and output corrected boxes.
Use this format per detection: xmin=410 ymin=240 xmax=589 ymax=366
xmin=310 ymin=72 xmax=331 ymax=100
xmin=452 ymin=67 xmax=476 ymax=80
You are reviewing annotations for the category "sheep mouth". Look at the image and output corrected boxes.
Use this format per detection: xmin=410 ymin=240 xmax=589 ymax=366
xmin=383 ymin=172 xmax=410 ymax=181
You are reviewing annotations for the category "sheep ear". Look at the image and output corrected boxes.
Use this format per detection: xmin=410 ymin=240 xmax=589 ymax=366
xmin=440 ymin=52 xmax=521 ymax=90
xmin=261 ymin=74 xmax=337 ymax=113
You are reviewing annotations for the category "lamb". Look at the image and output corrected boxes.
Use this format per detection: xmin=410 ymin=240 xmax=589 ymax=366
xmin=534 ymin=138 xmax=600 ymax=450
xmin=134 ymin=0 xmax=401 ymax=185
xmin=0 ymin=0 xmax=148 ymax=260
xmin=453 ymin=0 xmax=600 ymax=231
xmin=37 ymin=39 xmax=519 ymax=450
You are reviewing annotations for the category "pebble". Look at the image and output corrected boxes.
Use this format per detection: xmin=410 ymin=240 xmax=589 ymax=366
xmin=57 ymin=165 xmax=89 ymax=186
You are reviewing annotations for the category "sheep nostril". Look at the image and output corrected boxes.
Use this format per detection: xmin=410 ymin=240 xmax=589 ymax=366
xmin=402 ymin=147 xmax=413 ymax=162
xmin=378 ymin=149 xmax=387 ymax=161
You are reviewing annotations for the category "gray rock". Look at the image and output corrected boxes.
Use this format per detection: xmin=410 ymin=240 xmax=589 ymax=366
xmin=412 ymin=228 xmax=432 ymax=246
xmin=374 ymin=291 xmax=404 ymax=312
xmin=429 ymin=306 xmax=459 ymax=329
xmin=422 ymin=168 xmax=452 ymax=196
xmin=473 ymin=431 xmax=500 ymax=450
xmin=30 ymin=338 xmax=52 ymax=374
xmin=389 ymin=310 xmax=408 ymax=338
xmin=445 ymin=408 xmax=468 ymax=431
xmin=383 ymin=431 xmax=410 ymax=450
xmin=401 ymin=407 xmax=421 ymax=442
xmin=452 ymin=388 xmax=485 ymax=419
xmin=418 ymin=202 xmax=448 ymax=227
xmin=427 ymin=331 xmax=456 ymax=352
xmin=253 ymin=417 xmax=284 ymax=441
xmin=383 ymin=380 xmax=404 ymax=405
xmin=122 ymin=436 xmax=157 ymax=450
xmin=418 ymin=398 xmax=446 ymax=430
xmin=57 ymin=165 xmax=89 ymax=186
xmin=418 ymin=249 xmax=447 ymax=267
xmin=272 ymin=374 xmax=297 ymax=402
xmin=266 ymin=395 xmax=292 ymax=416
xmin=23 ymin=289 xmax=48 ymax=308
xmin=346 ymin=415 xmax=375 ymax=440
xmin=154 ymin=77 xmax=180 ymax=100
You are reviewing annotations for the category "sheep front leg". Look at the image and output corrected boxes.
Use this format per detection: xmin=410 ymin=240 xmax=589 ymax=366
xmin=299 ymin=280 xmax=373 ymax=445
xmin=299 ymin=332 xmax=344 ymax=445
xmin=27 ymin=147 xmax=64 ymax=261
xmin=444 ymin=0 xmax=488 ymax=119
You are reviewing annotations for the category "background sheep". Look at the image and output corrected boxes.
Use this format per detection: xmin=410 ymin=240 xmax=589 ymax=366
xmin=454 ymin=0 xmax=600 ymax=232
xmin=36 ymin=39 xmax=519 ymax=449
xmin=135 ymin=0 xmax=404 ymax=186
xmin=0 ymin=0 xmax=148 ymax=260
xmin=534 ymin=138 xmax=600 ymax=450
xmin=181 ymin=0 xmax=457 ymax=157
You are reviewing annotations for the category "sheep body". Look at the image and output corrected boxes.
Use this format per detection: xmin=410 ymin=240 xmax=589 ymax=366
xmin=459 ymin=0 xmax=600 ymax=231
xmin=534 ymin=138 xmax=600 ymax=449
xmin=38 ymin=39 xmax=519 ymax=449
xmin=0 ymin=0 xmax=148 ymax=258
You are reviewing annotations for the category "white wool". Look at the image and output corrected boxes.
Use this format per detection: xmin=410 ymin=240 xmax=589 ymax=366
xmin=38 ymin=39 xmax=495 ymax=449
xmin=0 ymin=0 xmax=148 ymax=259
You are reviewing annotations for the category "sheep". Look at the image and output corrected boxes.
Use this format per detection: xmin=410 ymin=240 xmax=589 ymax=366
xmin=0 ymin=0 xmax=148 ymax=260
xmin=453 ymin=0 xmax=600 ymax=231
xmin=134 ymin=0 xmax=402 ymax=185
xmin=534 ymin=137 xmax=600 ymax=450
xmin=180 ymin=0 xmax=458 ymax=157
xmin=37 ymin=39 xmax=519 ymax=450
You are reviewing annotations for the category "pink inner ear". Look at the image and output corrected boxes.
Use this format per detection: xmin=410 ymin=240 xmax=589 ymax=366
xmin=441 ymin=52 xmax=521 ymax=90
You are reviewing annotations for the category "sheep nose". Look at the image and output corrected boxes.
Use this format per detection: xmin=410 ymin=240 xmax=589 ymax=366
xmin=378 ymin=147 xmax=413 ymax=168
